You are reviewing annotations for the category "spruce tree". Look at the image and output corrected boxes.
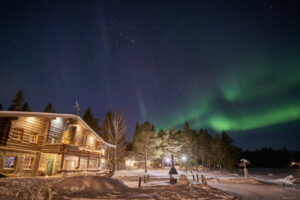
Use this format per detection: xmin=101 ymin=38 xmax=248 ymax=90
xmin=82 ymin=107 xmax=101 ymax=134
xmin=22 ymin=102 xmax=31 ymax=111
xmin=132 ymin=121 xmax=162 ymax=173
xmin=44 ymin=103 xmax=54 ymax=113
xmin=9 ymin=90 xmax=25 ymax=111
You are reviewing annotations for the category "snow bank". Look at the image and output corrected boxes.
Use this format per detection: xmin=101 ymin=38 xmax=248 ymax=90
xmin=53 ymin=176 xmax=131 ymax=198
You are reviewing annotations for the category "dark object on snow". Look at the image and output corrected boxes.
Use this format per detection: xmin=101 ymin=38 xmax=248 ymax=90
xmin=170 ymin=176 xmax=177 ymax=184
xmin=138 ymin=177 xmax=142 ymax=187
xmin=197 ymin=174 xmax=199 ymax=182
xmin=169 ymin=154 xmax=178 ymax=183
xmin=169 ymin=166 xmax=178 ymax=175
xmin=201 ymin=175 xmax=207 ymax=185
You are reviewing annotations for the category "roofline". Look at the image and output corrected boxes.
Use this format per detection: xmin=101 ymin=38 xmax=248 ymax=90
xmin=0 ymin=111 xmax=116 ymax=148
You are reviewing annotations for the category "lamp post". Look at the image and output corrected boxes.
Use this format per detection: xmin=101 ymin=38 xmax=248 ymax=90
xmin=165 ymin=157 xmax=170 ymax=167
xmin=181 ymin=155 xmax=187 ymax=173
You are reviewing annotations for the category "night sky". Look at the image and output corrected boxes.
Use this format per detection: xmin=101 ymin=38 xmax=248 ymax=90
xmin=0 ymin=1 xmax=299 ymax=150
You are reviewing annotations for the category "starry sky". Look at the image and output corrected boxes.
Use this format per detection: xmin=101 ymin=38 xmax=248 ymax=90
xmin=0 ymin=0 xmax=299 ymax=150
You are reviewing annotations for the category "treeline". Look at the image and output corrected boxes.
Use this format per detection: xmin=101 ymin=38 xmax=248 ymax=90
xmin=1 ymin=90 xmax=54 ymax=113
xmin=132 ymin=121 xmax=241 ymax=172
xmin=242 ymin=147 xmax=300 ymax=168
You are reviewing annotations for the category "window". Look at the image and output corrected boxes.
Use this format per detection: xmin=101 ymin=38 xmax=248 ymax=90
xmin=11 ymin=127 xmax=24 ymax=140
xmin=29 ymin=132 xmax=39 ymax=143
xmin=101 ymin=149 xmax=105 ymax=156
xmin=4 ymin=156 xmax=17 ymax=168
xmin=23 ymin=157 xmax=34 ymax=169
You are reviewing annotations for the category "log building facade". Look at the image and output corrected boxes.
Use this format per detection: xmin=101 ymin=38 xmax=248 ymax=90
xmin=0 ymin=111 xmax=115 ymax=177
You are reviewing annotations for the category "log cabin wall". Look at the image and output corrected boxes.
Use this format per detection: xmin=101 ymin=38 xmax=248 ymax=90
xmin=73 ymin=125 xmax=84 ymax=146
xmin=6 ymin=117 xmax=50 ymax=151
xmin=47 ymin=117 xmax=66 ymax=144
xmin=0 ymin=117 xmax=17 ymax=145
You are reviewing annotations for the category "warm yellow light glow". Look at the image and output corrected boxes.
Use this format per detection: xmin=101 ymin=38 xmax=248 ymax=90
xmin=101 ymin=159 xmax=105 ymax=163
xmin=62 ymin=130 xmax=70 ymax=144
xmin=126 ymin=160 xmax=130 ymax=166
xmin=71 ymin=161 xmax=75 ymax=169
xmin=89 ymin=136 xmax=94 ymax=144
xmin=101 ymin=149 xmax=105 ymax=155
xmin=26 ymin=117 xmax=35 ymax=123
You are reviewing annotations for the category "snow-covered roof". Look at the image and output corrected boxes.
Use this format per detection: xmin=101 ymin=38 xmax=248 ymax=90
xmin=0 ymin=111 xmax=116 ymax=148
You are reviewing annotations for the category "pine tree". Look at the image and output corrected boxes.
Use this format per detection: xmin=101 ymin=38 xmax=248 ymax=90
xmin=22 ymin=102 xmax=31 ymax=111
xmin=44 ymin=103 xmax=54 ymax=113
xmin=159 ymin=127 xmax=182 ymax=168
xmin=9 ymin=90 xmax=25 ymax=111
xmin=197 ymin=129 xmax=212 ymax=171
xmin=132 ymin=121 xmax=162 ymax=173
xmin=221 ymin=132 xmax=240 ymax=172
xmin=180 ymin=122 xmax=198 ymax=167
xmin=82 ymin=107 xmax=101 ymax=134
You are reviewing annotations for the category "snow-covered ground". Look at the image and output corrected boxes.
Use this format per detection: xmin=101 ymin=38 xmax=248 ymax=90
xmin=0 ymin=172 xmax=235 ymax=199
xmin=0 ymin=168 xmax=299 ymax=200
xmin=113 ymin=168 xmax=300 ymax=200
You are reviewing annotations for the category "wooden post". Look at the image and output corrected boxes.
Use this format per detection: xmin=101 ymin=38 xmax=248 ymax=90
xmin=192 ymin=174 xmax=195 ymax=181
xmin=138 ymin=177 xmax=142 ymax=187
xmin=144 ymin=175 xmax=146 ymax=183
xmin=197 ymin=174 xmax=199 ymax=182
xmin=201 ymin=175 xmax=207 ymax=185
xmin=147 ymin=174 xmax=149 ymax=182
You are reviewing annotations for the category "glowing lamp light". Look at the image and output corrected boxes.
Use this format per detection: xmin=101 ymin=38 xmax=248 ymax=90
xmin=181 ymin=155 xmax=187 ymax=162
xmin=89 ymin=136 xmax=94 ymax=143
xmin=26 ymin=117 xmax=35 ymax=123
xmin=101 ymin=159 xmax=105 ymax=163
xmin=165 ymin=157 xmax=170 ymax=163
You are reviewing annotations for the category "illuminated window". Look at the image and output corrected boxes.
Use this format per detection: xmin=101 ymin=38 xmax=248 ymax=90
xmin=29 ymin=132 xmax=39 ymax=143
xmin=23 ymin=157 xmax=34 ymax=169
xmin=11 ymin=127 xmax=24 ymax=140
xmin=101 ymin=149 xmax=105 ymax=156
xmin=4 ymin=156 xmax=17 ymax=168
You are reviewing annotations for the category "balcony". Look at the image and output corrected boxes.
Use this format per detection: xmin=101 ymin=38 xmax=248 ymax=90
xmin=42 ymin=143 xmax=106 ymax=158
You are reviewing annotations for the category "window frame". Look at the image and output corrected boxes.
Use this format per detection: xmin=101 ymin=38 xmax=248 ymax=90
xmin=4 ymin=155 xmax=18 ymax=169
xmin=23 ymin=157 xmax=34 ymax=169
xmin=11 ymin=127 xmax=24 ymax=141
xmin=29 ymin=132 xmax=39 ymax=144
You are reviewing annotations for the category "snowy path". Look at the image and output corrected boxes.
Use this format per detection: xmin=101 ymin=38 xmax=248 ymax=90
xmin=210 ymin=182 xmax=300 ymax=200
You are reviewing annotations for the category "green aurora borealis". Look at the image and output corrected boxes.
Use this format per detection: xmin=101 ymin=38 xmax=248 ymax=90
xmin=150 ymin=58 xmax=300 ymax=135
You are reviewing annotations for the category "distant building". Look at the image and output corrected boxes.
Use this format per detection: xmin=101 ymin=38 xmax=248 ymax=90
xmin=0 ymin=111 xmax=115 ymax=177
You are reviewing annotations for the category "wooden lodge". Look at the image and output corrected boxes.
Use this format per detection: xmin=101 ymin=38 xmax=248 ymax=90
xmin=0 ymin=111 xmax=115 ymax=177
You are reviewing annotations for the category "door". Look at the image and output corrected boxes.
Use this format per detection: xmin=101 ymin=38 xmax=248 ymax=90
xmin=46 ymin=159 xmax=53 ymax=176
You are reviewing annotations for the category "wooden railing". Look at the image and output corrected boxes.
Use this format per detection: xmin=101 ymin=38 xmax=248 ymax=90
xmin=42 ymin=143 xmax=106 ymax=158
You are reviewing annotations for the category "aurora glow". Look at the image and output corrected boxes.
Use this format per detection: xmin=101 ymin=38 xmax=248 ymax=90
xmin=151 ymin=57 xmax=300 ymax=135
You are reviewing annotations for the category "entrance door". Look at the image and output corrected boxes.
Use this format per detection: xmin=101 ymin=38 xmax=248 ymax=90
xmin=46 ymin=159 xmax=53 ymax=176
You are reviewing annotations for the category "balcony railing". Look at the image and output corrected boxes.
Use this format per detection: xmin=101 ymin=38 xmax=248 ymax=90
xmin=42 ymin=143 xmax=106 ymax=157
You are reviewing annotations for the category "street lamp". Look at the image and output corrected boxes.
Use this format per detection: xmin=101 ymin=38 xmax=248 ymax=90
xmin=181 ymin=155 xmax=187 ymax=173
xmin=165 ymin=157 xmax=170 ymax=166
